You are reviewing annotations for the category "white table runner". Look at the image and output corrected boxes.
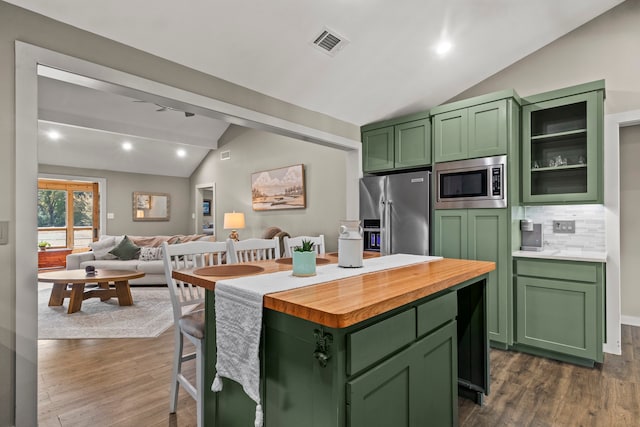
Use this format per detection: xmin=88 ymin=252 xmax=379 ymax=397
xmin=212 ymin=254 xmax=442 ymax=427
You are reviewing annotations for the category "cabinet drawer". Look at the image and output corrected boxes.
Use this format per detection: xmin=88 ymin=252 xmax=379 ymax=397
xmin=417 ymin=291 xmax=457 ymax=337
xmin=515 ymin=258 xmax=598 ymax=283
xmin=347 ymin=309 xmax=415 ymax=376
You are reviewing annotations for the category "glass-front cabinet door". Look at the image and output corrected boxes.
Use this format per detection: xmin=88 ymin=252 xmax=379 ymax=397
xmin=522 ymin=90 xmax=603 ymax=204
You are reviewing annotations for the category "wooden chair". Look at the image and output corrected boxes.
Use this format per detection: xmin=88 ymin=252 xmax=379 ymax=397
xmin=283 ymin=235 xmax=326 ymax=257
xmin=161 ymin=240 xmax=230 ymax=427
xmin=226 ymin=237 xmax=280 ymax=262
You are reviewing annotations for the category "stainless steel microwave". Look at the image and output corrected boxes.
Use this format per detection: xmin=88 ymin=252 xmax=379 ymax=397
xmin=434 ymin=155 xmax=507 ymax=209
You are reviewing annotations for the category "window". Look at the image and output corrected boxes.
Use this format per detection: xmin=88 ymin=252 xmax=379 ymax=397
xmin=37 ymin=179 xmax=99 ymax=248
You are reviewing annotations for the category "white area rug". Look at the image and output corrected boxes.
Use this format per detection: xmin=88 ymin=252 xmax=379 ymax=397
xmin=38 ymin=285 xmax=180 ymax=339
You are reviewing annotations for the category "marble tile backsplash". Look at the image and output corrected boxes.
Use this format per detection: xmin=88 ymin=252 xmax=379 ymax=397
xmin=523 ymin=205 xmax=606 ymax=251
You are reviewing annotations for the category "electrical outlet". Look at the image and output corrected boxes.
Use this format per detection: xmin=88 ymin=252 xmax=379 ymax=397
xmin=553 ymin=220 xmax=575 ymax=234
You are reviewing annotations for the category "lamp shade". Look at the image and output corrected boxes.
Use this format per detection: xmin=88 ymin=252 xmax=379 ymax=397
xmin=223 ymin=212 xmax=245 ymax=230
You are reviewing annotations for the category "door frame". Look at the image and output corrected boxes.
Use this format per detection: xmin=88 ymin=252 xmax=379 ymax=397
xmin=38 ymin=173 xmax=108 ymax=241
xmin=15 ymin=41 xmax=361 ymax=426
xmin=604 ymin=108 xmax=640 ymax=355
xmin=195 ymin=182 xmax=215 ymax=235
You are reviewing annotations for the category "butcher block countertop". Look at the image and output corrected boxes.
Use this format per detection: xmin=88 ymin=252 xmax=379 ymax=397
xmin=172 ymin=255 xmax=495 ymax=328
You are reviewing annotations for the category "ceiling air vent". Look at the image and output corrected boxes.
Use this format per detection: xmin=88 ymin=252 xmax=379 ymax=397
xmin=220 ymin=150 xmax=230 ymax=160
xmin=312 ymin=27 xmax=349 ymax=56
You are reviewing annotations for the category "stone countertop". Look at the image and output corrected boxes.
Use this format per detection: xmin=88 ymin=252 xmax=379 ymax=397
xmin=512 ymin=249 xmax=607 ymax=263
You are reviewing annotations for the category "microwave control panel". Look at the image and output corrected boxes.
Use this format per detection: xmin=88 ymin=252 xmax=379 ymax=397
xmin=492 ymin=167 xmax=502 ymax=196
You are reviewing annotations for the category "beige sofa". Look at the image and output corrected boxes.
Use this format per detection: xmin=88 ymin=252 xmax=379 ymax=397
xmin=66 ymin=234 xmax=213 ymax=285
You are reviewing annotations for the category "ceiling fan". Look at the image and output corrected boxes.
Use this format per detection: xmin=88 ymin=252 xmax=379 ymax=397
xmin=132 ymin=100 xmax=195 ymax=117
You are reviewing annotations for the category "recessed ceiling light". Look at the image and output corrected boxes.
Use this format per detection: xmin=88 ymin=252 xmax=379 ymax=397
xmin=47 ymin=130 xmax=61 ymax=141
xmin=435 ymin=40 xmax=453 ymax=56
xmin=177 ymin=149 xmax=187 ymax=158
xmin=122 ymin=141 xmax=133 ymax=151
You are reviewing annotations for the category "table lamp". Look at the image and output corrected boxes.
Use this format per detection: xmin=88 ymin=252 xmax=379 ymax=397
xmin=223 ymin=212 xmax=245 ymax=241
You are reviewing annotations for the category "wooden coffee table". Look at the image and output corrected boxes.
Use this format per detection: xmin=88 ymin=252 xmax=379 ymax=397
xmin=38 ymin=269 xmax=145 ymax=314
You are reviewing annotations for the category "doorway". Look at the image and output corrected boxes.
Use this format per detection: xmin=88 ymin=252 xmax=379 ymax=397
xmin=619 ymin=124 xmax=640 ymax=326
xmin=15 ymin=42 xmax=361 ymax=425
xmin=195 ymin=183 xmax=215 ymax=236
xmin=37 ymin=178 xmax=100 ymax=250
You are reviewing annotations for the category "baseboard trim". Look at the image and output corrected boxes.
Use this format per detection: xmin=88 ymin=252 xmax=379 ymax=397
xmin=621 ymin=315 xmax=640 ymax=327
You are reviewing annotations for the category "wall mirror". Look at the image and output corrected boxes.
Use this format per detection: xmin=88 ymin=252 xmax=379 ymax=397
xmin=132 ymin=191 xmax=170 ymax=221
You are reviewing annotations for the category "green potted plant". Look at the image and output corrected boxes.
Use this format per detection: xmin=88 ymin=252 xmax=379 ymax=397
xmin=38 ymin=240 xmax=51 ymax=251
xmin=292 ymin=239 xmax=316 ymax=277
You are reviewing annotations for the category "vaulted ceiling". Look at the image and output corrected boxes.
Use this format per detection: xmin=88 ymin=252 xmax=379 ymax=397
xmin=13 ymin=0 xmax=625 ymax=176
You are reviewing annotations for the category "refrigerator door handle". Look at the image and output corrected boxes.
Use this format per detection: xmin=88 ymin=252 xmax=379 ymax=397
xmin=385 ymin=199 xmax=392 ymax=255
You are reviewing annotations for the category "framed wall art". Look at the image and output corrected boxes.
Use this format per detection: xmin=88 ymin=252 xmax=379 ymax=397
xmin=251 ymin=164 xmax=306 ymax=211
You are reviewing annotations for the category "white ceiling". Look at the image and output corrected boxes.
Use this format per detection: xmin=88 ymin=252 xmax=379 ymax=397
xmin=16 ymin=0 xmax=625 ymax=176
xmin=37 ymin=76 xmax=229 ymax=177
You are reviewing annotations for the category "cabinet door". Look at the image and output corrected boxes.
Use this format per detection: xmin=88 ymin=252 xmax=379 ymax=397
xmin=362 ymin=126 xmax=394 ymax=172
xmin=347 ymin=343 xmax=416 ymax=427
xmin=395 ymin=118 xmax=431 ymax=169
xmin=413 ymin=321 xmax=458 ymax=427
xmin=434 ymin=109 xmax=468 ymax=163
xmin=347 ymin=321 xmax=458 ymax=427
xmin=433 ymin=210 xmax=467 ymax=259
xmin=467 ymin=209 xmax=509 ymax=345
xmin=516 ymin=276 xmax=597 ymax=361
xmin=522 ymin=91 xmax=601 ymax=204
xmin=468 ymin=100 xmax=508 ymax=159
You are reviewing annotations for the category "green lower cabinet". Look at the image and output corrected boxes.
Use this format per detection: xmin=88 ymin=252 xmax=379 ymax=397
xmin=433 ymin=209 xmax=509 ymax=347
xmin=204 ymin=283 xmax=488 ymax=426
xmin=514 ymin=258 xmax=604 ymax=365
xmin=347 ymin=321 xmax=458 ymax=427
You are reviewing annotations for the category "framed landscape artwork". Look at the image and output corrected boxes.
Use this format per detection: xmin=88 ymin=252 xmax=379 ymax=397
xmin=251 ymin=164 xmax=306 ymax=211
xmin=133 ymin=191 xmax=170 ymax=221
xmin=203 ymin=199 xmax=211 ymax=216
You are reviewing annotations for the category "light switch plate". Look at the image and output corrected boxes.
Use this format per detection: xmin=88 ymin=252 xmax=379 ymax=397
xmin=0 ymin=221 xmax=8 ymax=245
xmin=107 ymin=213 xmax=115 ymax=219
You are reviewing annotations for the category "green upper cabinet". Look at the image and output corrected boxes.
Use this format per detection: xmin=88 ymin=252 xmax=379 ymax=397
xmin=521 ymin=80 xmax=605 ymax=204
xmin=362 ymin=126 xmax=394 ymax=172
xmin=362 ymin=114 xmax=431 ymax=173
xmin=433 ymin=99 xmax=509 ymax=162
xmin=433 ymin=209 xmax=509 ymax=347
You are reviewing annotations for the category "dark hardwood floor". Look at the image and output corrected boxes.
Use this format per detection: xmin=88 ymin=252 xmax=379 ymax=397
xmin=460 ymin=325 xmax=640 ymax=426
xmin=39 ymin=325 xmax=640 ymax=426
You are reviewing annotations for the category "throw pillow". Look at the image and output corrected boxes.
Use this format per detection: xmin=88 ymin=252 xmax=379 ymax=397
xmin=139 ymin=246 xmax=163 ymax=261
xmin=89 ymin=237 xmax=118 ymax=260
xmin=108 ymin=235 xmax=140 ymax=260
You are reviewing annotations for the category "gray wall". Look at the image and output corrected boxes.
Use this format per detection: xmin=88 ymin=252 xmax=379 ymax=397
xmin=448 ymin=0 xmax=640 ymax=115
xmin=190 ymin=125 xmax=347 ymax=252
xmin=39 ymin=164 xmax=192 ymax=236
xmin=0 ymin=2 xmax=358 ymax=425
xmin=620 ymin=125 xmax=640 ymax=320
xmin=447 ymin=0 xmax=640 ymax=320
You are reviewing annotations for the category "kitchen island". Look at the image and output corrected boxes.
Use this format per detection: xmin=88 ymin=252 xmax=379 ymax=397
xmin=173 ymin=256 xmax=495 ymax=427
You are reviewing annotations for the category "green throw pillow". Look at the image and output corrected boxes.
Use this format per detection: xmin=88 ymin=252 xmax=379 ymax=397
xmin=108 ymin=235 xmax=140 ymax=260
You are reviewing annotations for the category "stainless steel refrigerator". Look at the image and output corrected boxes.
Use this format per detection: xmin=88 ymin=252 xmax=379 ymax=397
xmin=359 ymin=170 xmax=431 ymax=256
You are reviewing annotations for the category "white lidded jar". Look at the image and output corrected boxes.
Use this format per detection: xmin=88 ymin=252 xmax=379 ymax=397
xmin=338 ymin=220 xmax=363 ymax=268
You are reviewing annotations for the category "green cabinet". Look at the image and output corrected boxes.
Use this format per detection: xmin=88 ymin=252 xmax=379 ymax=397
xmin=513 ymin=258 xmax=605 ymax=365
xmin=433 ymin=209 xmax=509 ymax=346
xmin=362 ymin=116 xmax=431 ymax=173
xmin=433 ymin=99 xmax=508 ymax=162
xmin=347 ymin=321 xmax=458 ymax=427
xmin=521 ymin=81 xmax=605 ymax=204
